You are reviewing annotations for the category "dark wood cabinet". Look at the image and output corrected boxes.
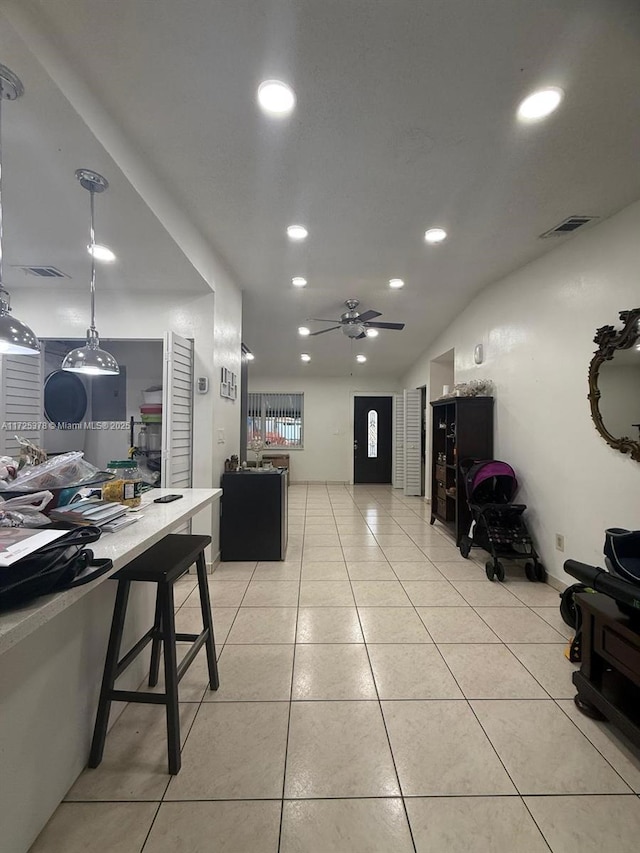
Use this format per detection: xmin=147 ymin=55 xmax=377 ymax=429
xmin=430 ymin=396 xmax=493 ymax=544
xmin=573 ymin=593 xmax=640 ymax=750
xmin=220 ymin=470 xmax=288 ymax=561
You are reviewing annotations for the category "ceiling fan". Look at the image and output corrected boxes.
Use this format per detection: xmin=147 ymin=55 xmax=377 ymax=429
xmin=307 ymin=299 xmax=405 ymax=338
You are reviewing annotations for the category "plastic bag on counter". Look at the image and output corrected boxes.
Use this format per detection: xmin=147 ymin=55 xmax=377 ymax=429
xmin=0 ymin=452 xmax=99 ymax=492
xmin=0 ymin=491 xmax=53 ymax=528
xmin=0 ymin=455 xmax=19 ymax=487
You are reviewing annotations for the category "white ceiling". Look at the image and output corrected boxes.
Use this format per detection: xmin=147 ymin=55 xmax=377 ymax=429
xmin=5 ymin=0 xmax=640 ymax=376
xmin=0 ymin=18 xmax=208 ymax=297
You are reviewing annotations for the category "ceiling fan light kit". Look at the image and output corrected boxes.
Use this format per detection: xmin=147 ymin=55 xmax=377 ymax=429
xmin=62 ymin=169 xmax=119 ymax=376
xmin=307 ymin=298 xmax=405 ymax=340
xmin=0 ymin=65 xmax=40 ymax=356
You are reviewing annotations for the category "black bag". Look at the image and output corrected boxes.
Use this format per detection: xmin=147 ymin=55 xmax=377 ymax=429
xmin=0 ymin=525 xmax=113 ymax=611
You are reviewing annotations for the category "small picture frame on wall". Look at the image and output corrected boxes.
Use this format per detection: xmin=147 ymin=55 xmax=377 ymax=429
xmin=220 ymin=366 xmax=237 ymax=400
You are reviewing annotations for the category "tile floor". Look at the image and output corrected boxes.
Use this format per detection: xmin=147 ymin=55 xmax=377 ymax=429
xmin=31 ymin=485 xmax=640 ymax=852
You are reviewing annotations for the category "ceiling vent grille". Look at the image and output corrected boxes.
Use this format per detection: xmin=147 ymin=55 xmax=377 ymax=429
xmin=539 ymin=216 xmax=599 ymax=239
xmin=13 ymin=265 xmax=70 ymax=278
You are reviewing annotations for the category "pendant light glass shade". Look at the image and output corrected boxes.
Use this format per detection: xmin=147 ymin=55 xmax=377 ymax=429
xmin=62 ymin=329 xmax=119 ymax=375
xmin=0 ymin=65 xmax=39 ymax=355
xmin=0 ymin=294 xmax=40 ymax=354
xmin=62 ymin=169 xmax=118 ymax=377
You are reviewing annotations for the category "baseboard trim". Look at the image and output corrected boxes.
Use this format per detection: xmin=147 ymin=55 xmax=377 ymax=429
xmin=289 ymin=480 xmax=350 ymax=485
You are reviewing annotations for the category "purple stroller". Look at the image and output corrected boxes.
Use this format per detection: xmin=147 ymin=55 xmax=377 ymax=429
xmin=459 ymin=459 xmax=546 ymax=583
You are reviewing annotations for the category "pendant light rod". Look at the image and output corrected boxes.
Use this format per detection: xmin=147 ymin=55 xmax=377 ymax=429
xmin=62 ymin=170 xmax=118 ymax=375
xmin=0 ymin=66 xmax=24 ymax=291
xmin=75 ymin=168 xmax=108 ymax=336
xmin=0 ymin=64 xmax=39 ymax=356
xmin=89 ymin=185 xmax=96 ymax=331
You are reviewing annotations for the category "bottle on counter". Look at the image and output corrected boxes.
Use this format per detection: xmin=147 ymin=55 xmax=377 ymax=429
xmin=137 ymin=426 xmax=148 ymax=451
xmin=104 ymin=460 xmax=143 ymax=507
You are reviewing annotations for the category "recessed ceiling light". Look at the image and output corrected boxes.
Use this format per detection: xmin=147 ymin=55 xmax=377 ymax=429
xmin=424 ymin=228 xmax=447 ymax=244
xmin=298 ymin=326 xmax=310 ymax=336
xmin=389 ymin=278 xmax=404 ymax=289
xmin=287 ymin=225 xmax=308 ymax=241
xmin=257 ymin=80 xmax=296 ymax=116
xmin=300 ymin=353 xmax=311 ymax=362
xmin=88 ymin=243 xmax=116 ymax=262
xmin=356 ymin=354 xmax=367 ymax=363
xmin=365 ymin=328 xmax=379 ymax=338
xmin=245 ymin=352 xmax=255 ymax=361
xmin=517 ymin=87 xmax=564 ymax=122
xmin=292 ymin=276 xmax=307 ymax=287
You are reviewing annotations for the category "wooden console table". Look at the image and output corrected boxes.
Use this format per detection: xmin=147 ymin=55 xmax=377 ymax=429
xmin=573 ymin=592 xmax=640 ymax=750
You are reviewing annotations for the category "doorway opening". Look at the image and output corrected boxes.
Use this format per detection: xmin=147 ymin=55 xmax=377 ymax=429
xmin=427 ymin=349 xmax=455 ymax=500
xmin=353 ymin=395 xmax=393 ymax=484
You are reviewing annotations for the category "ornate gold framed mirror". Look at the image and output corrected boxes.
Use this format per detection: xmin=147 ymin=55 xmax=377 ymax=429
xmin=588 ymin=308 xmax=640 ymax=462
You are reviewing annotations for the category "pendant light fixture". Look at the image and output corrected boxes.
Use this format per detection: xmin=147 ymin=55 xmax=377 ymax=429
xmin=0 ymin=65 xmax=39 ymax=355
xmin=62 ymin=169 xmax=119 ymax=376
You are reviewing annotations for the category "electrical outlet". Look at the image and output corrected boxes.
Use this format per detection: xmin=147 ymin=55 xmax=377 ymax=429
xmin=555 ymin=533 xmax=565 ymax=552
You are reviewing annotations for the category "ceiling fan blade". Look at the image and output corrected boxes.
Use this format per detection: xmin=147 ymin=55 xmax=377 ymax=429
xmin=365 ymin=321 xmax=405 ymax=330
xmin=357 ymin=310 xmax=382 ymax=322
xmin=309 ymin=318 xmax=341 ymax=323
xmin=309 ymin=325 xmax=342 ymax=336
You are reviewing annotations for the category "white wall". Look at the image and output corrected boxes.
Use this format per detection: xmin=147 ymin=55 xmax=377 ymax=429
xmin=248 ymin=376 xmax=399 ymax=483
xmin=403 ymin=198 xmax=640 ymax=584
xmin=212 ymin=277 xmax=242 ymax=490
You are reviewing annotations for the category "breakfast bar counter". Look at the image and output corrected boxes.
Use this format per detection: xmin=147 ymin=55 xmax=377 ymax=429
xmin=0 ymin=488 xmax=222 ymax=853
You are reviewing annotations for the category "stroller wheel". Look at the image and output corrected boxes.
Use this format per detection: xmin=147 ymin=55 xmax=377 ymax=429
xmin=495 ymin=561 xmax=506 ymax=582
xmin=559 ymin=583 xmax=587 ymax=628
xmin=534 ymin=562 xmax=547 ymax=583
xmin=460 ymin=537 xmax=472 ymax=559
xmin=525 ymin=561 xmax=537 ymax=583
xmin=485 ymin=561 xmax=496 ymax=581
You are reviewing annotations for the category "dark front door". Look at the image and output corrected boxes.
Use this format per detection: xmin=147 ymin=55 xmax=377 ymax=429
xmin=353 ymin=396 xmax=392 ymax=483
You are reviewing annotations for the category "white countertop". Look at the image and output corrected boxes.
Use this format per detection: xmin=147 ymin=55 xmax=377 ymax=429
xmin=0 ymin=488 xmax=222 ymax=656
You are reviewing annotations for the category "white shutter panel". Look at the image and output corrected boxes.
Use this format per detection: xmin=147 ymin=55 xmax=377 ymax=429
xmin=162 ymin=332 xmax=193 ymax=488
xmin=403 ymin=389 xmax=421 ymax=496
xmin=0 ymin=353 xmax=44 ymax=458
xmin=393 ymin=393 xmax=404 ymax=489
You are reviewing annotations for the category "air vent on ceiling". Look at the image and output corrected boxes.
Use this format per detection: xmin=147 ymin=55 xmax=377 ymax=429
xmin=13 ymin=265 xmax=70 ymax=278
xmin=539 ymin=215 xmax=599 ymax=239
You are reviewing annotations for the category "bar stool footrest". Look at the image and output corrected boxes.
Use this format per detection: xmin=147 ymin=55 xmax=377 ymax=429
xmin=109 ymin=689 xmax=167 ymax=705
xmin=176 ymin=630 xmax=209 ymax=682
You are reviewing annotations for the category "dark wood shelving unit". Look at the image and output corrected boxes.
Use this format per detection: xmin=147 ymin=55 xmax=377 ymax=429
xmin=430 ymin=396 xmax=494 ymax=545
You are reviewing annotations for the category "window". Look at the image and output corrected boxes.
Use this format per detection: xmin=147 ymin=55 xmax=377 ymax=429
xmin=367 ymin=409 xmax=378 ymax=457
xmin=248 ymin=392 xmax=304 ymax=449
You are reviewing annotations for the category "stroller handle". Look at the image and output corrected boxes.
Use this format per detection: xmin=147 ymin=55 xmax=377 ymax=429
xmin=564 ymin=559 xmax=640 ymax=611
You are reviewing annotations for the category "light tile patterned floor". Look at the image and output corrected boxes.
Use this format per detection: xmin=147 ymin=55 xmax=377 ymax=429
xmin=31 ymin=485 xmax=640 ymax=852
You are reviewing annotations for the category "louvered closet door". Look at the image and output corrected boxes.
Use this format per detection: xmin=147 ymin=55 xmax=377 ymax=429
xmin=393 ymin=393 xmax=405 ymax=489
xmin=162 ymin=332 xmax=194 ymax=489
xmin=403 ymin=389 xmax=422 ymax=496
xmin=0 ymin=353 xmax=44 ymax=458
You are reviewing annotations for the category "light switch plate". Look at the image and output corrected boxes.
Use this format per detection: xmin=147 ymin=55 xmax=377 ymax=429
xmin=217 ymin=429 xmax=225 ymax=444
xmin=197 ymin=377 xmax=209 ymax=393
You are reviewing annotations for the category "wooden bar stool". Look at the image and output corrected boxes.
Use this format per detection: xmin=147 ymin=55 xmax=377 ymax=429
xmin=89 ymin=534 xmax=218 ymax=775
